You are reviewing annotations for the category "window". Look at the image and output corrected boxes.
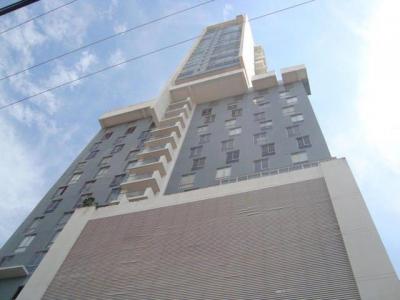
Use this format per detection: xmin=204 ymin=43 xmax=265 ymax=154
xmin=125 ymin=160 xmax=138 ymax=170
xmin=287 ymin=125 xmax=300 ymax=137
xmin=260 ymin=120 xmax=272 ymax=131
xmin=114 ymin=136 xmax=126 ymax=145
xmin=291 ymin=114 xmax=304 ymax=123
xmin=231 ymin=108 xmax=242 ymax=117
xmin=221 ymin=139 xmax=234 ymax=151
xmin=179 ymin=174 xmax=195 ymax=190
xmin=126 ymin=150 xmax=139 ymax=161
xmin=279 ymin=91 xmax=291 ymax=98
xmin=68 ymin=173 xmax=82 ymax=185
xmin=254 ymin=159 xmax=268 ymax=172
xmin=215 ymin=167 xmax=231 ymax=179
xmin=86 ymin=150 xmax=99 ymax=160
xmin=286 ymin=97 xmax=298 ymax=104
xmin=261 ymin=143 xmax=275 ymax=156
xmin=291 ymin=151 xmax=308 ymax=163
xmin=111 ymin=144 xmax=124 ymax=154
xmin=110 ymin=174 xmax=126 ymax=187
xmin=204 ymin=114 xmax=215 ymax=123
xmin=75 ymin=193 xmax=92 ymax=208
xmin=253 ymin=97 xmax=270 ymax=107
xmin=202 ymin=108 xmax=212 ymax=116
xmin=45 ymin=199 xmax=61 ymax=213
xmin=53 ymin=186 xmax=67 ymax=198
xmin=197 ymin=125 xmax=208 ymax=134
xmin=90 ymin=142 xmax=101 ymax=151
xmin=14 ymin=235 xmax=35 ymax=253
xmin=102 ymin=131 xmax=113 ymax=141
xmin=80 ymin=180 xmax=95 ymax=194
xmin=57 ymin=212 xmax=73 ymax=227
xmin=47 ymin=230 xmax=61 ymax=249
xmin=25 ymin=217 xmax=42 ymax=234
xmin=199 ymin=133 xmax=211 ymax=144
xmin=227 ymin=103 xmax=238 ymax=110
xmin=138 ymin=130 xmax=151 ymax=140
xmin=125 ymin=126 xmax=136 ymax=135
xmin=226 ymin=150 xmax=240 ymax=163
xmin=192 ymin=157 xmax=206 ymax=170
xmin=29 ymin=251 xmax=47 ymax=269
xmin=297 ymin=135 xmax=311 ymax=148
xmin=282 ymin=105 xmax=295 ymax=116
xmin=0 ymin=255 xmax=14 ymax=267
xmin=229 ymin=127 xmax=241 ymax=136
xmin=75 ymin=162 xmax=86 ymax=172
xmin=99 ymin=156 xmax=111 ymax=166
xmin=95 ymin=167 xmax=109 ymax=178
xmin=254 ymin=132 xmax=268 ymax=145
xmin=149 ymin=122 xmax=156 ymax=129
xmin=225 ymin=119 xmax=236 ymax=128
xmin=190 ymin=146 xmax=203 ymax=158
xmin=254 ymin=112 xmax=266 ymax=121
xmin=108 ymin=188 xmax=122 ymax=203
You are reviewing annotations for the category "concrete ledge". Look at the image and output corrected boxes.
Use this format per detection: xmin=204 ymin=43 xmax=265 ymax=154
xmin=281 ymin=65 xmax=311 ymax=95
xmin=252 ymin=71 xmax=278 ymax=90
xmin=0 ymin=265 xmax=28 ymax=279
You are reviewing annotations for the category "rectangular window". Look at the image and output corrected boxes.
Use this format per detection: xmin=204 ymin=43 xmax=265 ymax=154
xmin=80 ymin=180 xmax=95 ymax=194
xmin=204 ymin=114 xmax=215 ymax=123
xmin=254 ymin=112 xmax=266 ymax=121
xmin=107 ymin=188 xmax=122 ymax=203
xmin=25 ymin=217 xmax=42 ymax=234
xmin=225 ymin=119 xmax=236 ymax=128
xmin=291 ymin=114 xmax=304 ymax=123
xmin=126 ymin=150 xmax=139 ymax=161
xmin=227 ymin=103 xmax=238 ymax=110
xmin=75 ymin=162 xmax=86 ymax=172
xmin=57 ymin=212 xmax=73 ymax=227
xmin=125 ymin=126 xmax=136 ymax=135
xmin=226 ymin=150 xmax=240 ymax=163
xmin=125 ymin=160 xmax=138 ymax=171
xmin=297 ymin=135 xmax=311 ymax=148
xmin=68 ymin=173 xmax=82 ymax=185
xmin=95 ymin=167 xmax=109 ymax=178
xmin=260 ymin=120 xmax=272 ymax=131
xmin=190 ymin=146 xmax=203 ymax=158
xmin=197 ymin=125 xmax=208 ymax=134
xmin=179 ymin=173 xmax=196 ymax=189
xmin=86 ymin=150 xmax=99 ymax=160
xmin=0 ymin=255 xmax=14 ymax=267
xmin=231 ymin=108 xmax=242 ymax=118
xmin=253 ymin=97 xmax=270 ymax=107
xmin=47 ymin=230 xmax=61 ymax=249
xmin=254 ymin=158 xmax=268 ymax=172
xmin=201 ymin=108 xmax=212 ymax=116
xmin=286 ymin=97 xmax=298 ymax=104
xmin=287 ymin=125 xmax=300 ymax=137
xmin=102 ymin=131 xmax=113 ymax=141
xmin=90 ymin=142 xmax=101 ymax=151
xmin=138 ymin=130 xmax=151 ymax=140
xmin=192 ymin=157 xmax=206 ymax=170
xmin=282 ymin=105 xmax=295 ymax=116
xmin=279 ymin=91 xmax=291 ymax=98
xmin=14 ymin=235 xmax=36 ymax=253
xmin=99 ymin=156 xmax=111 ymax=166
xmin=221 ymin=139 xmax=234 ymax=151
xmin=110 ymin=174 xmax=126 ymax=187
xmin=45 ymin=199 xmax=61 ymax=213
xmin=291 ymin=151 xmax=308 ymax=163
xmin=215 ymin=167 xmax=231 ymax=179
xmin=199 ymin=133 xmax=211 ymax=144
xmin=53 ymin=186 xmax=67 ymax=198
xmin=229 ymin=127 xmax=241 ymax=136
xmin=75 ymin=193 xmax=92 ymax=208
xmin=111 ymin=144 xmax=124 ymax=154
xmin=29 ymin=251 xmax=47 ymax=269
xmin=254 ymin=132 xmax=268 ymax=145
xmin=261 ymin=143 xmax=275 ymax=156
xmin=114 ymin=136 xmax=126 ymax=145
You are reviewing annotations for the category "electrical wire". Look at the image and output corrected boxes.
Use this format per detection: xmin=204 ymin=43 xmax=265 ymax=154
xmin=0 ymin=0 xmax=79 ymax=36
xmin=0 ymin=0 xmax=216 ymax=81
xmin=0 ymin=0 xmax=318 ymax=111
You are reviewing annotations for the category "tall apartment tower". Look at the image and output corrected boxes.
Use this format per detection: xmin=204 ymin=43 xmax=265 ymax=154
xmin=1 ymin=15 xmax=399 ymax=300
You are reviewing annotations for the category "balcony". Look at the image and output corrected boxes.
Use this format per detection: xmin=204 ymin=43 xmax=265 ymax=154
xmin=120 ymin=171 xmax=162 ymax=193
xmin=136 ymin=143 xmax=173 ymax=162
xmin=167 ymin=97 xmax=193 ymax=111
xmin=158 ymin=112 xmax=187 ymax=129
xmin=144 ymin=131 xmax=178 ymax=149
xmin=164 ymin=104 xmax=189 ymax=119
xmin=281 ymin=65 xmax=311 ymax=95
xmin=127 ymin=155 xmax=168 ymax=177
xmin=252 ymin=71 xmax=278 ymax=90
xmin=150 ymin=122 xmax=182 ymax=139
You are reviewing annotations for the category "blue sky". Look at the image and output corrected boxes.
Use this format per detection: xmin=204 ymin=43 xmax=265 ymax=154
xmin=0 ymin=0 xmax=399 ymax=275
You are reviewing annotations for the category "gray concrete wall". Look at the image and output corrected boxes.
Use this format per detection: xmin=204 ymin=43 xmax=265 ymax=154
xmin=165 ymin=82 xmax=330 ymax=194
xmin=0 ymin=117 xmax=153 ymax=299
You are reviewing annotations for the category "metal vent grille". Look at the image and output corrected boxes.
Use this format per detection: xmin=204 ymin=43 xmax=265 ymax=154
xmin=43 ymin=178 xmax=360 ymax=299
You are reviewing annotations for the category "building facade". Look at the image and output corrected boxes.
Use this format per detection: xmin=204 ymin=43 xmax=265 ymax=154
xmin=0 ymin=15 xmax=398 ymax=300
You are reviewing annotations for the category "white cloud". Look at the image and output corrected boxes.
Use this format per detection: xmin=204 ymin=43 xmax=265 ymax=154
xmin=113 ymin=23 xmax=127 ymax=34
xmin=108 ymin=49 xmax=126 ymax=68
xmin=223 ymin=3 xmax=234 ymax=21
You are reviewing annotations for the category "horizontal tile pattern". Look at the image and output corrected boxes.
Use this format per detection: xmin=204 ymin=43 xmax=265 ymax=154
xmin=43 ymin=178 xmax=360 ymax=299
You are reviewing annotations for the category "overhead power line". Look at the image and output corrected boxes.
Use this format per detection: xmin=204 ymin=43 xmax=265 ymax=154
xmin=0 ymin=0 xmax=216 ymax=81
xmin=0 ymin=0 xmax=318 ymax=111
xmin=0 ymin=0 xmax=79 ymax=35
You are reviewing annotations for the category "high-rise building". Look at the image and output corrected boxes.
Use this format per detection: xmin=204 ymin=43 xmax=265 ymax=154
xmin=0 ymin=15 xmax=399 ymax=300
